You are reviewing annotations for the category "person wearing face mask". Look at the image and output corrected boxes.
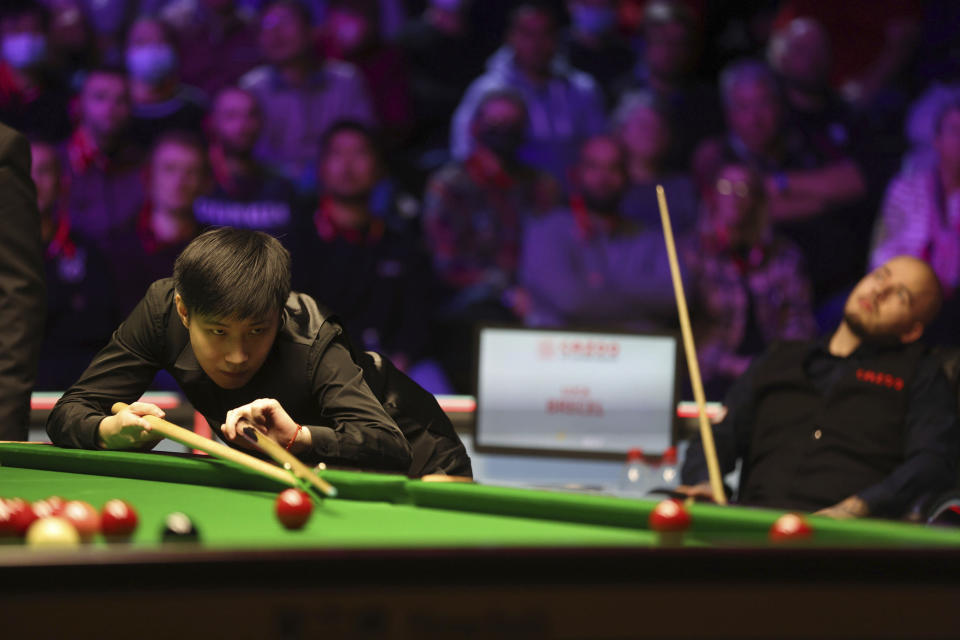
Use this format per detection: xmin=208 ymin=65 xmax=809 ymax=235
xmin=423 ymin=89 xmax=561 ymax=392
xmin=519 ymin=134 xmax=678 ymax=331
xmin=682 ymin=162 xmax=816 ymax=400
xmin=0 ymin=1 xmax=71 ymax=141
xmin=562 ymin=0 xmax=633 ymax=105
xmin=125 ymin=17 xmax=208 ymax=149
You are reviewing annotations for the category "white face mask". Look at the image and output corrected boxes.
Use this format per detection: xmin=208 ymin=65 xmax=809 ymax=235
xmin=2 ymin=32 xmax=47 ymax=70
xmin=125 ymin=44 xmax=177 ymax=84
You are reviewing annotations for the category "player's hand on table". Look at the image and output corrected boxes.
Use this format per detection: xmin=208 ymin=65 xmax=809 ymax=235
xmin=674 ymin=483 xmax=717 ymax=502
xmin=814 ymin=496 xmax=869 ymax=519
xmin=222 ymin=398 xmax=312 ymax=454
xmin=97 ymin=402 xmax=166 ymax=450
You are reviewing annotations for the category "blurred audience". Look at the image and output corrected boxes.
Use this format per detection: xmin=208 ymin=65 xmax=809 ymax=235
xmin=684 ymin=162 xmax=816 ymax=399
xmin=31 ymin=138 xmax=117 ymax=390
xmin=320 ymin=2 xmax=413 ymax=151
xmin=194 ymin=86 xmax=299 ymax=242
xmin=111 ymin=131 xmax=206 ymax=316
xmin=240 ymin=0 xmax=375 ymax=190
xmin=616 ymin=0 xmax=722 ymax=172
xmin=425 ymin=89 xmax=560 ymax=391
xmin=520 ymin=134 xmax=676 ymax=330
xmin=694 ymin=60 xmax=869 ymax=315
xmin=125 ymin=16 xmax=207 ymax=149
xmin=294 ymin=120 xmax=439 ymax=387
xmin=613 ymin=90 xmax=698 ymax=234
xmin=871 ymin=99 xmax=960 ymax=344
xmin=0 ymin=1 xmax=71 ymax=141
xmin=64 ymin=65 xmax=144 ymax=251
xmin=397 ymin=0 xmax=487 ymax=184
xmin=450 ymin=3 xmax=606 ymax=184
xmin=562 ymin=0 xmax=633 ymax=104
xmin=174 ymin=0 xmax=261 ymax=97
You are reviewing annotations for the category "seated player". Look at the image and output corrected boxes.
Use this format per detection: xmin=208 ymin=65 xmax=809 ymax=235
xmin=47 ymin=227 xmax=472 ymax=478
xmin=680 ymin=256 xmax=960 ymax=519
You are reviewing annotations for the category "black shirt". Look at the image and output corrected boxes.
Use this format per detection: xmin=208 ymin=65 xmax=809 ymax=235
xmin=47 ymin=279 xmax=422 ymax=473
xmin=682 ymin=338 xmax=960 ymax=516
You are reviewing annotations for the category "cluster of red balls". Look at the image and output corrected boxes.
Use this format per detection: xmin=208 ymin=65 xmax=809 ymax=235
xmin=0 ymin=496 xmax=138 ymax=547
xmin=648 ymin=498 xmax=815 ymax=546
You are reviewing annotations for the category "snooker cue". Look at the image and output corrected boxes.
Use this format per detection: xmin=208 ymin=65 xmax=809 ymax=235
xmin=655 ymin=185 xmax=727 ymax=505
xmin=111 ymin=402 xmax=298 ymax=488
xmin=240 ymin=425 xmax=337 ymax=498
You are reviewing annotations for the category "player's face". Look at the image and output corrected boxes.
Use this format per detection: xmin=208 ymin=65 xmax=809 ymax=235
xmin=182 ymin=307 xmax=280 ymax=390
xmin=260 ymin=5 xmax=309 ymax=65
xmin=151 ymin=142 xmax=206 ymax=213
xmin=727 ymin=80 xmax=780 ymax=155
xmin=319 ymin=131 xmax=378 ymax=202
xmin=842 ymin=258 xmax=932 ymax=343
xmin=81 ymin=73 xmax=131 ymax=140
xmin=212 ymin=89 xmax=261 ymax=154
xmin=30 ymin=142 xmax=61 ymax=216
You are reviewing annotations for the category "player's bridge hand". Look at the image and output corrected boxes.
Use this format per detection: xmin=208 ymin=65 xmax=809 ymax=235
xmin=222 ymin=398 xmax=298 ymax=449
xmin=97 ymin=402 xmax=166 ymax=450
xmin=674 ymin=483 xmax=717 ymax=503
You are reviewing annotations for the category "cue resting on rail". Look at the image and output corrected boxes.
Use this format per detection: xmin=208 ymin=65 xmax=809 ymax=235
xmin=655 ymin=185 xmax=727 ymax=505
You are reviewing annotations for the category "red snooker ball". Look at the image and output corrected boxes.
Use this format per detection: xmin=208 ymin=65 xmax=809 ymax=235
xmin=33 ymin=496 xmax=66 ymax=519
xmin=275 ymin=489 xmax=313 ymax=530
xmin=6 ymin=500 xmax=39 ymax=537
xmin=649 ymin=499 xmax=692 ymax=532
xmin=100 ymin=499 xmax=138 ymax=539
xmin=61 ymin=501 xmax=100 ymax=542
xmin=769 ymin=513 xmax=814 ymax=543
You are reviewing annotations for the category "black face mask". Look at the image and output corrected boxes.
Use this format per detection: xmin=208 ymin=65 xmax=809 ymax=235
xmin=477 ymin=125 xmax=526 ymax=161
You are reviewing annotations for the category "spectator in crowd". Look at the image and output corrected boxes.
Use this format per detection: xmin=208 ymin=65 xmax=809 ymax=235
xmin=562 ymin=0 xmax=634 ymax=104
xmin=425 ymin=89 xmax=560 ymax=391
xmin=613 ymin=90 xmax=698 ymax=234
xmin=397 ymin=0 xmax=488 ymax=183
xmin=240 ymin=0 xmax=375 ymax=190
xmin=125 ymin=16 xmax=207 ymax=149
xmin=0 ymin=122 xmax=45 ymax=440
xmin=902 ymin=84 xmax=960 ymax=175
xmin=194 ymin=86 xmax=299 ymax=243
xmin=450 ymin=3 xmax=607 ymax=184
xmin=0 ymin=1 xmax=71 ymax=141
xmin=44 ymin=0 xmax=98 ymax=85
xmin=520 ymin=134 xmax=677 ymax=331
xmin=111 ymin=131 xmax=207 ymax=317
xmin=75 ymin=0 xmax=137 ymax=65
xmin=294 ymin=121 xmax=437 ymax=385
xmin=615 ymin=0 xmax=722 ymax=172
xmin=693 ymin=60 xmax=869 ymax=316
xmin=170 ymin=0 xmax=261 ymax=97
xmin=64 ymin=65 xmax=144 ymax=251
xmin=684 ymin=162 xmax=816 ymax=399
xmin=30 ymin=138 xmax=117 ymax=389
xmin=871 ymin=100 xmax=960 ymax=344
xmin=320 ymin=2 xmax=413 ymax=151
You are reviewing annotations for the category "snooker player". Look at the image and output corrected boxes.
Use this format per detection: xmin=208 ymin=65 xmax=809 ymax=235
xmin=46 ymin=227 xmax=472 ymax=477
xmin=680 ymin=256 xmax=960 ymax=519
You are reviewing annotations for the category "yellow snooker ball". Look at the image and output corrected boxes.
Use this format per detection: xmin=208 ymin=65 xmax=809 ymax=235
xmin=26 ymin=516 xmax=81 ymax=548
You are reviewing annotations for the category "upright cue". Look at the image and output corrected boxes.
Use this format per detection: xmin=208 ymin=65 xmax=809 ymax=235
xmin=111 ymin=402 xmax=297 ymax=488
xmin=655 ymin=185 xmax=727 ymax=505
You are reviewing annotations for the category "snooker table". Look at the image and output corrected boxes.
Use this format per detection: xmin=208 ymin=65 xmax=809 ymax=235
xmin=2 ymin=442 xmax=960 ymax=639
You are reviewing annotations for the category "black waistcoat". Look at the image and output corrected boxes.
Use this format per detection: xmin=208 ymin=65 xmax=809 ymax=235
xmin=740 ymin=340 xmax=928 ymax=511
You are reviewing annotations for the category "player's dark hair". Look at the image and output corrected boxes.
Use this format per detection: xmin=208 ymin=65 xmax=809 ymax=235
xmin=174 ymin=228 xmax=291 ymax=320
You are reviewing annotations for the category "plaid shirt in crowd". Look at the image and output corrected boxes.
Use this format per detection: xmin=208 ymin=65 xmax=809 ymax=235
xmin=682 ymin=232 xmax=818 ymax=382
xmin=423 ymin=154 xmax=561 ymax=292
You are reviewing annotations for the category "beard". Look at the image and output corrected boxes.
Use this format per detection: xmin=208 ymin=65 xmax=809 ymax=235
xmin=842 ymin=310 xmax=903 ymax=346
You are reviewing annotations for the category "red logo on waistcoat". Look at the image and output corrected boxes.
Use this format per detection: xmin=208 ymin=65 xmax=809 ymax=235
xmin=856 ymin=368 xmax=904 ymax=391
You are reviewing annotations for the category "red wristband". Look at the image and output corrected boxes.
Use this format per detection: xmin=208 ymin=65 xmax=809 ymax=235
xmin=285 ymin=424 xmax=303 ymax=451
